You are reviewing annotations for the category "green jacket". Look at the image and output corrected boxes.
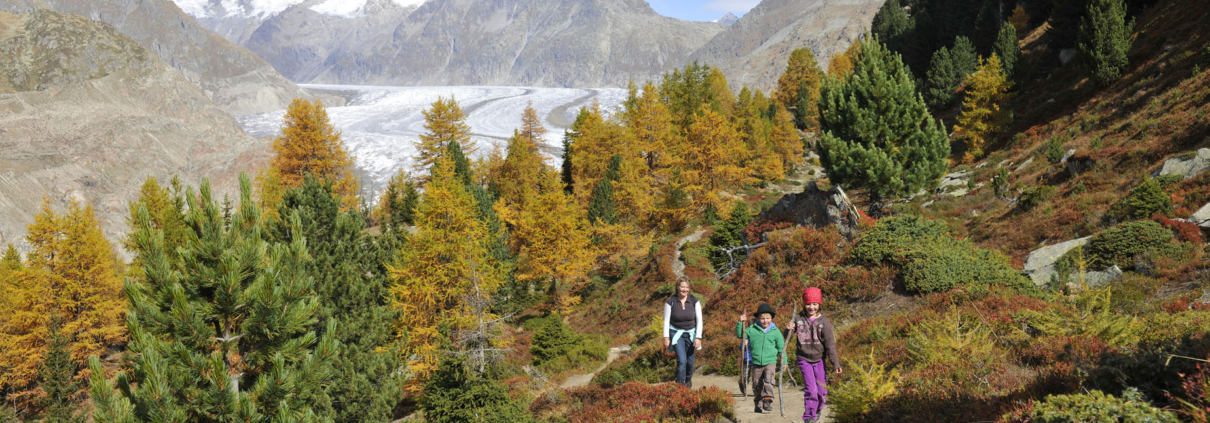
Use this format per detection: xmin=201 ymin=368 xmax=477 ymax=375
xmin=736 ymin=321 xmax=785 ymax=366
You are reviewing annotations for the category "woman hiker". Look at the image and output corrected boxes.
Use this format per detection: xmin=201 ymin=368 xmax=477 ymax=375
xmin=663 ymin=277 xmax=702 ymax=387
xmin=787 ymin=287 xmax=842 ymax=423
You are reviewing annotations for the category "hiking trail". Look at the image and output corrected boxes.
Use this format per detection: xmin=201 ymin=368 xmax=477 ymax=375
xmin=560 ymin=345 xmax=631 ymax=388
xmin=695 ymin=373 xmax=831 ymax=423
xmin=672 ymin=228 xmax=707 ymax=280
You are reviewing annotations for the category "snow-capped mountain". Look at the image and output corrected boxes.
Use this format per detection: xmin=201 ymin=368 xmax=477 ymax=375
xmin=713 ymin=12 xmax=739 ymax=26
xmin=175 ymin=0 xmax=426 ymax=45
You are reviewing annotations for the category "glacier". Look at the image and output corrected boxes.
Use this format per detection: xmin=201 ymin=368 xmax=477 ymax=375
xmin=237 ymin=85 xmax=628 ymax=193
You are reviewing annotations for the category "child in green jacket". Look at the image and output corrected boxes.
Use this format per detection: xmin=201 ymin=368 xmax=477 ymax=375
xmin=736 ymin=303 xmax=784 ymax=413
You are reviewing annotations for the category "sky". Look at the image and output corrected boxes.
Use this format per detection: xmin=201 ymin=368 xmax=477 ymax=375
xmin=645 ymin=0 xmax=761 ymax=22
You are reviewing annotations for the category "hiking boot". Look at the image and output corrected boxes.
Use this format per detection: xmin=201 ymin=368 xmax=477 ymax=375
xmin=803 ymin=419 xmax=817 ymax=423
xmin=754 ymin=404 xmax=763 ymax=414
xmin=762 ymin=400 xmax=773 ymax=411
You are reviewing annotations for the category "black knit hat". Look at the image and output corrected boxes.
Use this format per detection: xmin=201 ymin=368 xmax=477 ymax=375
xmin=755 ymin=303 xmax=776 ymax=318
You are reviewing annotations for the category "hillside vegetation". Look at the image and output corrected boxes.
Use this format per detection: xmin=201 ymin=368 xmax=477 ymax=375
xmin=1 ymin=0 xmax=1209 ymax=421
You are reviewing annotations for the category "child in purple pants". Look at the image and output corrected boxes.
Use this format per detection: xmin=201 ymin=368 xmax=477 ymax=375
xmin=787 ymin=287 xmax=842 ymax=423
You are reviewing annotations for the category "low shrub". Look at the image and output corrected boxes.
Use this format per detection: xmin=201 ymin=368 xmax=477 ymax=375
xmin=1108 ymin=178 xmax=1173 ymax=221
xmin=808 ymin=265 xmax=896 ymax=302
xmin=529 ymin=314 xmax=608 ymax=373
xmin=541 ymin=382 xmax=734 ymax=423
xmin=1023 ymin=388 xmax=1179 ymax=423
xmin=849 ymin=216 xmax=948 ymax=265
xmin=898 ymin=237 xmax=1033 ymax=294
xmin=830 ymin=350 xmax=901 ymax=421
xmin=592 ymin=344 xmax=676 ymax=386
xmin=424 ymin=357 xmax=537 ymax=423
xmin=1153 ymin=215 xmax=1206 ymax=244
xmin=1086 ymin=221 xmax=1175 ymax=268
xmin=1017 ymin=185 xmax=1056 ymax=211
xmin=1026 ymin=288 xmax=1140 ymax=348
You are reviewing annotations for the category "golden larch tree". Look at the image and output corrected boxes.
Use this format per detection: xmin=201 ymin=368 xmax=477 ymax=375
xmin=1008 ymin=5 xmax=1030 ymax=33
xmin=270 ymin=99 xmax=359 ymax=209
xmin=387 ymin=156 xmax=502 ymax=389
xmin=776 ymin=48 xmax=825 ymax=129
xmin=507 ymin=172 xmax=596 ymax=312
xmin=569 ymin=103 xmax=635 ymax=205
xmin=518 ymin=100 xmax=549 ymax=154
xmin=682 ymin=106 xmax=751 ymax=208
xmin=953 ymin=54 xmax=1012 ymax=161
xmin=496 ymin=130 xmax=549 ymax=212
xmin=828 ymin=40 xmax=862 ymax=77
xmin=627 ymin=81 xmax=680 ymax=174
xmin=0 ymin=200 xmax=126 ymax=408
xmin=414 ymin=96 xmax=475 ymax=175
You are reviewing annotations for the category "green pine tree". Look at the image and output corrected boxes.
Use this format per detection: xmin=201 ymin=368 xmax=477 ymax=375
xmin=273 ymin=175 xmax=403 ymax=423
xmin=994 ymin=23 xmax=1020 ymax=78
xmin=444 ymin=140 xmax=474 ymax=186
xmin=817 ymin=35 xmax=950 ymax=204
xmin=924 ymin=37 xmax=978 ymax=109
xmin=422 ymin=356 xmax=534 ymax=423
xmin=1079 ymin=0 xmax=1134 ymax=86
xmin=586 ymin=157 xmax=621 ymax=226
xmin=39 ymin=316 xmax=82 ymax=423
xmin=560 ymin=133 xmax=575 ymax=195
xmin=89 ymin=174 xmax=336 ymax=423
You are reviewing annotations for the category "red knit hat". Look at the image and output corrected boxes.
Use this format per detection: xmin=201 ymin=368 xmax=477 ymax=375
xmin=804 ymin=287 xmax=823 ymax=305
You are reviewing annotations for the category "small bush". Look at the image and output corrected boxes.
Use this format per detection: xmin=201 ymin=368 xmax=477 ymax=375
xmin=1027 ymin=287 xmax=1140 ymax=347
xmin=898 ymin=237 xmax=1033 ymax=294
xmin=1108 ymin=177 xmax=1172 ymax=221
xmin=592 ymin=345 xmax=676 ymax=386
xmin=831 ymin=350 xmax=901 ymax=421
xmin=1046 ymin=135 xmax=1067 ymax=163
xmin=1086 ymin=221 xmax=1175 ymax=268
xmin=849 ymin=216 xmax=948 ymax=265
xmin=1026 ymin=388 xmax=1179 ymax=423
xmin=529 ymin=314 xmax=608 ymax=372
xmin=424 ymin=357 xmax=537 ymax=423
xmin=1018 ymin=185 xmax=1056 ymax=211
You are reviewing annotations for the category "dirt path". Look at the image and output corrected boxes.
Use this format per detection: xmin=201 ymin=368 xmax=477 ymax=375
xmin=560 ymin=345 xmax=631 ymax=388
xmin=672 ymin=229 xmax=707 ymax=280
xmin=695 ymin=373 xmax=831 ymax=423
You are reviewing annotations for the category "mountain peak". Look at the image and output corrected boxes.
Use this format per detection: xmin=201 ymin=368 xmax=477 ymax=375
xmin=713 ymin=12 xmax=739 ymax=25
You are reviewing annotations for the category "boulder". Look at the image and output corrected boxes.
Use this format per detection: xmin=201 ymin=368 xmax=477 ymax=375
xmin=1075 ymin=265 xmax=1124 ymax=287
xmin=760 ymin=182 xmax=861 ymax=239
xmin=1014 ymin=157 xmax=1035 ymax=173
xmin=1023 ymin=237 xmax=1093 ymax=286
xmin=1192 ymin=202 xmax=1210 ymax=228
xmin=935 ymin=170 xmax=973 ymax=196
xmin=1153 ymin=148 xmax=1210 ymax=180
xmin=1059 ymin=48 xmax=1078 ymax=65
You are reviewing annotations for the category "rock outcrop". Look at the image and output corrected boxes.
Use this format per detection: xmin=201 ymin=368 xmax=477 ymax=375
xmin=1 ymin=0 xmax=313 ymax=114
xmin=1154 ymin=148 xmax=1210 ymax=180
xmin=1022 ymin=237 xmax=1092 ymax=286
xmin=688 ymin=0 xmax=883 ymax=92
xmin=1192 ymin=202 xmax=1210 ymax=228
xmin=0 ymin=10 xmax=267 ymax=254
xmin=759 ymin=181 xmax=862 ymax=239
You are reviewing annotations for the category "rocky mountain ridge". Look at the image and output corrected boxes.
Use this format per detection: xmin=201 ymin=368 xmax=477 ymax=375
xmin=0 ymin=9 xmax=267 ymax=254
xmin=0 ymin=0 xmax=315 ymax=114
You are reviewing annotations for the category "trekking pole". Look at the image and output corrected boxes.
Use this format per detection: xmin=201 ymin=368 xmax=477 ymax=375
xmin=740 ymin=316 xmax=749 ymax=397
xmin=779 ymin=303 xmax=797 ymax=417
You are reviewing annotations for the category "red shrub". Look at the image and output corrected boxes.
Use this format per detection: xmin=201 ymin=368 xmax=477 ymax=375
xmin=1172 ymin=361 xmax=1210 ymax=423
xmin=541 ymin=382 xmax=734 ymax=423
xmin=1153 ymin=214 xmax=1206 ymax=243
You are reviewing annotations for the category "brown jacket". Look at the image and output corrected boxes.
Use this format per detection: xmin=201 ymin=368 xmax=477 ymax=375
xmin=790 ymin=313 xmax=840 ymax=369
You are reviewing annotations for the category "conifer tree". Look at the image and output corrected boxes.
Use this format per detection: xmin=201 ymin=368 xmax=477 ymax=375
xmin=124 ymin=177 xmax=187 ymax=266
xmin=1 ymin=244 xmax=20 ymax=271
xmin=776 ymin=48 xmax=825 ymax=131
xmin=445 ymin=138 xmax=475 ymax=186
xmin=518 ymin=101 xmax=548 ymax=153
xmin=560 ymin=134 xmax=575 ymax=195
xmin=817 ymin=35 xmax=950 ymax=204
xmin=415 ymin=96 xmax=475 ymax=175
xmin=660 ymin=62 xmax=717 ymax=130
xmin=389 ymin=157 xmax=503 ymax=386
xmin=1079 ymin=0 xmax=1134 ymax=86
xmin=270 ymin=99 xmax=359 ymax=210
xmin=496 ymin=132 xmax=546 ymax=211
xmin=586 ymin=156 xmax=621 ymax=225
xmin=89 ymin=175 xmax=336 ymax=422
xmin=1008 ymin=5 xmax=1030 ymax=33
xmin=568 ymin=104 xmax=633 ymax=205
xmin=828 ymin=40 xmax=862 ymax=77
xmin=0 ymin=201 xmax=126 ymax=409
xmin=994 ymin=23 xmax=1021 ymax=78
xmin=376 ymin=169 xmax=420 ymax=232
xmin=682 ymin=105 xmax=750 ymax=208
xmin=627 ymin=81 xmax=678 ymax=173
xmin=954 ymin=54 xmax=1013 ymax=161
xmin=924 ymin=37 xmax=978 ymax=109
xmin=273 ymin=176 xmax=402 ymax=423
xmin=38 ymin=316 xmax=81 ymax=423
xmin=511 ymin=172 xmax=595 ymax=311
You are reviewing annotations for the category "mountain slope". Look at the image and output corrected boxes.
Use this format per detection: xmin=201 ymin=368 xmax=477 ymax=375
xmin=690 ymin=0 xmax=884 ymax=91
xmin=180 ymin=0 xmax=725 ymax=87
xmin=0 ymin=0 xmax=313 ymax=114
xmin=0 ymin=10 xmax=267 ymax=254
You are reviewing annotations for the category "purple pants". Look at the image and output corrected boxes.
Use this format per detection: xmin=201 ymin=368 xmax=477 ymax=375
xmin=797 ymin=358 xmax=827 ymax=420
